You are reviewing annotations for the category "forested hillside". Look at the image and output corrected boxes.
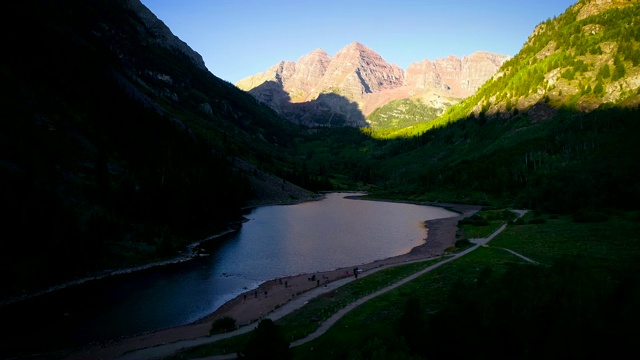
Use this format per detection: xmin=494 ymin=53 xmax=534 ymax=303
xmin=381 ymin=0 xmax=640 ymax=211
xmin=0 ymin=0 xmax=301 ymax=299
xmin=390 ymin=0 xmax=640 ymax=137
xmin=292 ymin=0 xmax=640 ymax=213
xmin=366 ymin=98 xmax=451 ymax=133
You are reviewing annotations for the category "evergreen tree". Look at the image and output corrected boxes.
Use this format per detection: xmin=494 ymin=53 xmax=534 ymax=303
xmin=598 ymin=63 xmax=611 ymax=79
xmin=594 ymin=80 xmax=605 ymax=96
xmin=562 ymin=68 xmax=575 ymax=81
xmin=612 ymin=57 xmax=626 ymax=81
xmin=397 ymin=297 xmax=427 ymax=355
xmin=238 ymin=319 xmax=291 ymax=360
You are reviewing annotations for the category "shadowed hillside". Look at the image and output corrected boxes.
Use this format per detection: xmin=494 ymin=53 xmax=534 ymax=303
xmin=288 ymin=0 xmax=640 ymax=213
xmin=388 ymin=0 xmax=640 ymax=139
xmin=0 ymin=0 xmax=310 ymax=299
xmin=248 ymin=81 xmax=368 ymax=127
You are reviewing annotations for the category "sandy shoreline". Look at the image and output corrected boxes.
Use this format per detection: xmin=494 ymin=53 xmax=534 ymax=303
xmin=61 ymin=200 xmax=480 ymax=360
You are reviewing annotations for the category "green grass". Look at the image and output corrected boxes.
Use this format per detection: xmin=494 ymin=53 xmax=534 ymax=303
xmin=171 ymin=210 xmax=640 ymax=359
xmin=292 ymin=247 xmax=523 ymax=359
xmin=490 ymin=211 xmax=640 ymax=271
xmin=291 ymin=211 xmax=640 ymax=359
xmin=458 ymin=208 xmax=517 ymax=239
xmin=171 ymin=258 xmax=445 ymax=358
xmin=459 ymin=220 xmax=502 ymax=239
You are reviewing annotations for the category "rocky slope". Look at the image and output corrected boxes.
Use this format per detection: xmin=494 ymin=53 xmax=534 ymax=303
xmin=126 ymin=0 xmax=207 ymax=71
xmin=435 ymin=0 xmax=640 ymax=124
xmin=404 ymin=51 xmax=510 ymax=98
xmin=236 ymin=42 xmax=508 ymax=127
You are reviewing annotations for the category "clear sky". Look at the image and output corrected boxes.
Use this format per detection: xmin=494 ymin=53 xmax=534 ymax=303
xmin=140 ymin=0 xmax=577 ymax=84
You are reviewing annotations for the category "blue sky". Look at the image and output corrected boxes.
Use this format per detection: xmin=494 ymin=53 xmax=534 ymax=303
xmin=140 ymin=0 xmax=577 ymax=84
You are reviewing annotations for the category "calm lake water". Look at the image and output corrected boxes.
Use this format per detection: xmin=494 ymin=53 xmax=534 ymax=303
xmin=2 ymin=193 xmax=456 ymax=355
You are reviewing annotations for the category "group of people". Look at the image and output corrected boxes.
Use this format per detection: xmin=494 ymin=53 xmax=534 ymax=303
xmin=345 ymin=267 xmax=362 ymax=279
xmin=276 ymin=277 xmax=289 ymax=288
xmin=243 ymin=268 xmax=363 ymax=303
xmin=243 ymin=289 xmax=269 ymax=301
xmin=307 ymin=274 xmax=330 ymax=287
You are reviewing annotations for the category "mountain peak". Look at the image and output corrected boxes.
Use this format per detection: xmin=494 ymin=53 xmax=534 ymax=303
xmin=127 ymin=0 xmax=206 ymax=70
xmin=339 ymin=41 xmax=376 ymax=55
xmin=237 ymin=42 xmax=508 ymax=126
xmin=404 ymin=52 xmax=509 ymax=98
xmin=347 ymin=41 xmax=366 ymax=48
xmin=310 ymin=41 xmax=404 ymax=100
xmin=308 ymin=48 xmax=329 ymax=57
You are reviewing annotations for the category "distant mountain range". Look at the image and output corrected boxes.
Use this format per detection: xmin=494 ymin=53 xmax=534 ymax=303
xmin=236 ymin=42 xmax=509 ymax=127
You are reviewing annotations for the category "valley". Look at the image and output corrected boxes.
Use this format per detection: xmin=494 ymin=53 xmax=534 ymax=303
xmin=0 ymin=0 xmax=639 ymax=358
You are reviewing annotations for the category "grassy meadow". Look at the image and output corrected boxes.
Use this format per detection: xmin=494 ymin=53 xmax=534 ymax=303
xmin=170 ymin=209 xmax=640 ymax=359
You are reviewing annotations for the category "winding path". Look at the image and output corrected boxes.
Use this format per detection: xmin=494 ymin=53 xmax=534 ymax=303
xmin=121 ymin=210 xmax=530 ymax=360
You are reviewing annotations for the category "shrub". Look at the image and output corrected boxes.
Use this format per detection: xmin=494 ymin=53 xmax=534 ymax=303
xmin=528 ymin=217 xmax=547 ymax=224
xmin=572 ymin=210 xmax=609 ymax=223
xmin=238 ymin=319 xmax=291 ymax=359
xmin=459 ymin=214 xmax=489 ymax=226
xmin=444 ymin=246 xmax=457 ymax=253
xmin=455 ymin=239 xmax=473 ymax=248
xmin=210 ymin=316 xmax=237 ymax=335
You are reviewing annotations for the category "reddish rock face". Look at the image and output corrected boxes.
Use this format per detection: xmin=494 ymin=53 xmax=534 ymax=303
xmin=405 ymin=51 xmax=509 ymax=99
xmin=308 ymin=42 xmax=405 ymax=101
xmin=236 ymin=42 xmax=508 ymax=126
xmin=287 ymin=49 xmax=332 ymax=101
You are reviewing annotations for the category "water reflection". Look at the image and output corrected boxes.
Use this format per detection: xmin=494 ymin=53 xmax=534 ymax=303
xmin=1 ymin=193 xmax=456 ymax=354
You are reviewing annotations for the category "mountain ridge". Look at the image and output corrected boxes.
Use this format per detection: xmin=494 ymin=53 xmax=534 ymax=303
xmin=439 ymin=0 xmax=640 ymax=124
xmin=126 ymin=0 xmax=207 ymax=71
xmin=236 ymin=42 xmax=509 ymax=127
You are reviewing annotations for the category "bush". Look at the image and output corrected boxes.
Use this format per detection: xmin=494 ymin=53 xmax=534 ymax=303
xmin=238 ymin=319 xmax=291 ymax=359
xmin=420 ymin=259 xmax=640 ymax=359
xmin=528 ymin=217 xmax=547 ymax=224
xmin=455 ymin=239 xmax=473 ymax=248
xmin=573 ymin=210 xmax=609 ymax=223
xmin=444 ymin=246 xmax=457 ymax=253
xmin=459 ymin=214 xmax=489 ymax=226
xmin=210 ymin=316 xmax=237 ymax=335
